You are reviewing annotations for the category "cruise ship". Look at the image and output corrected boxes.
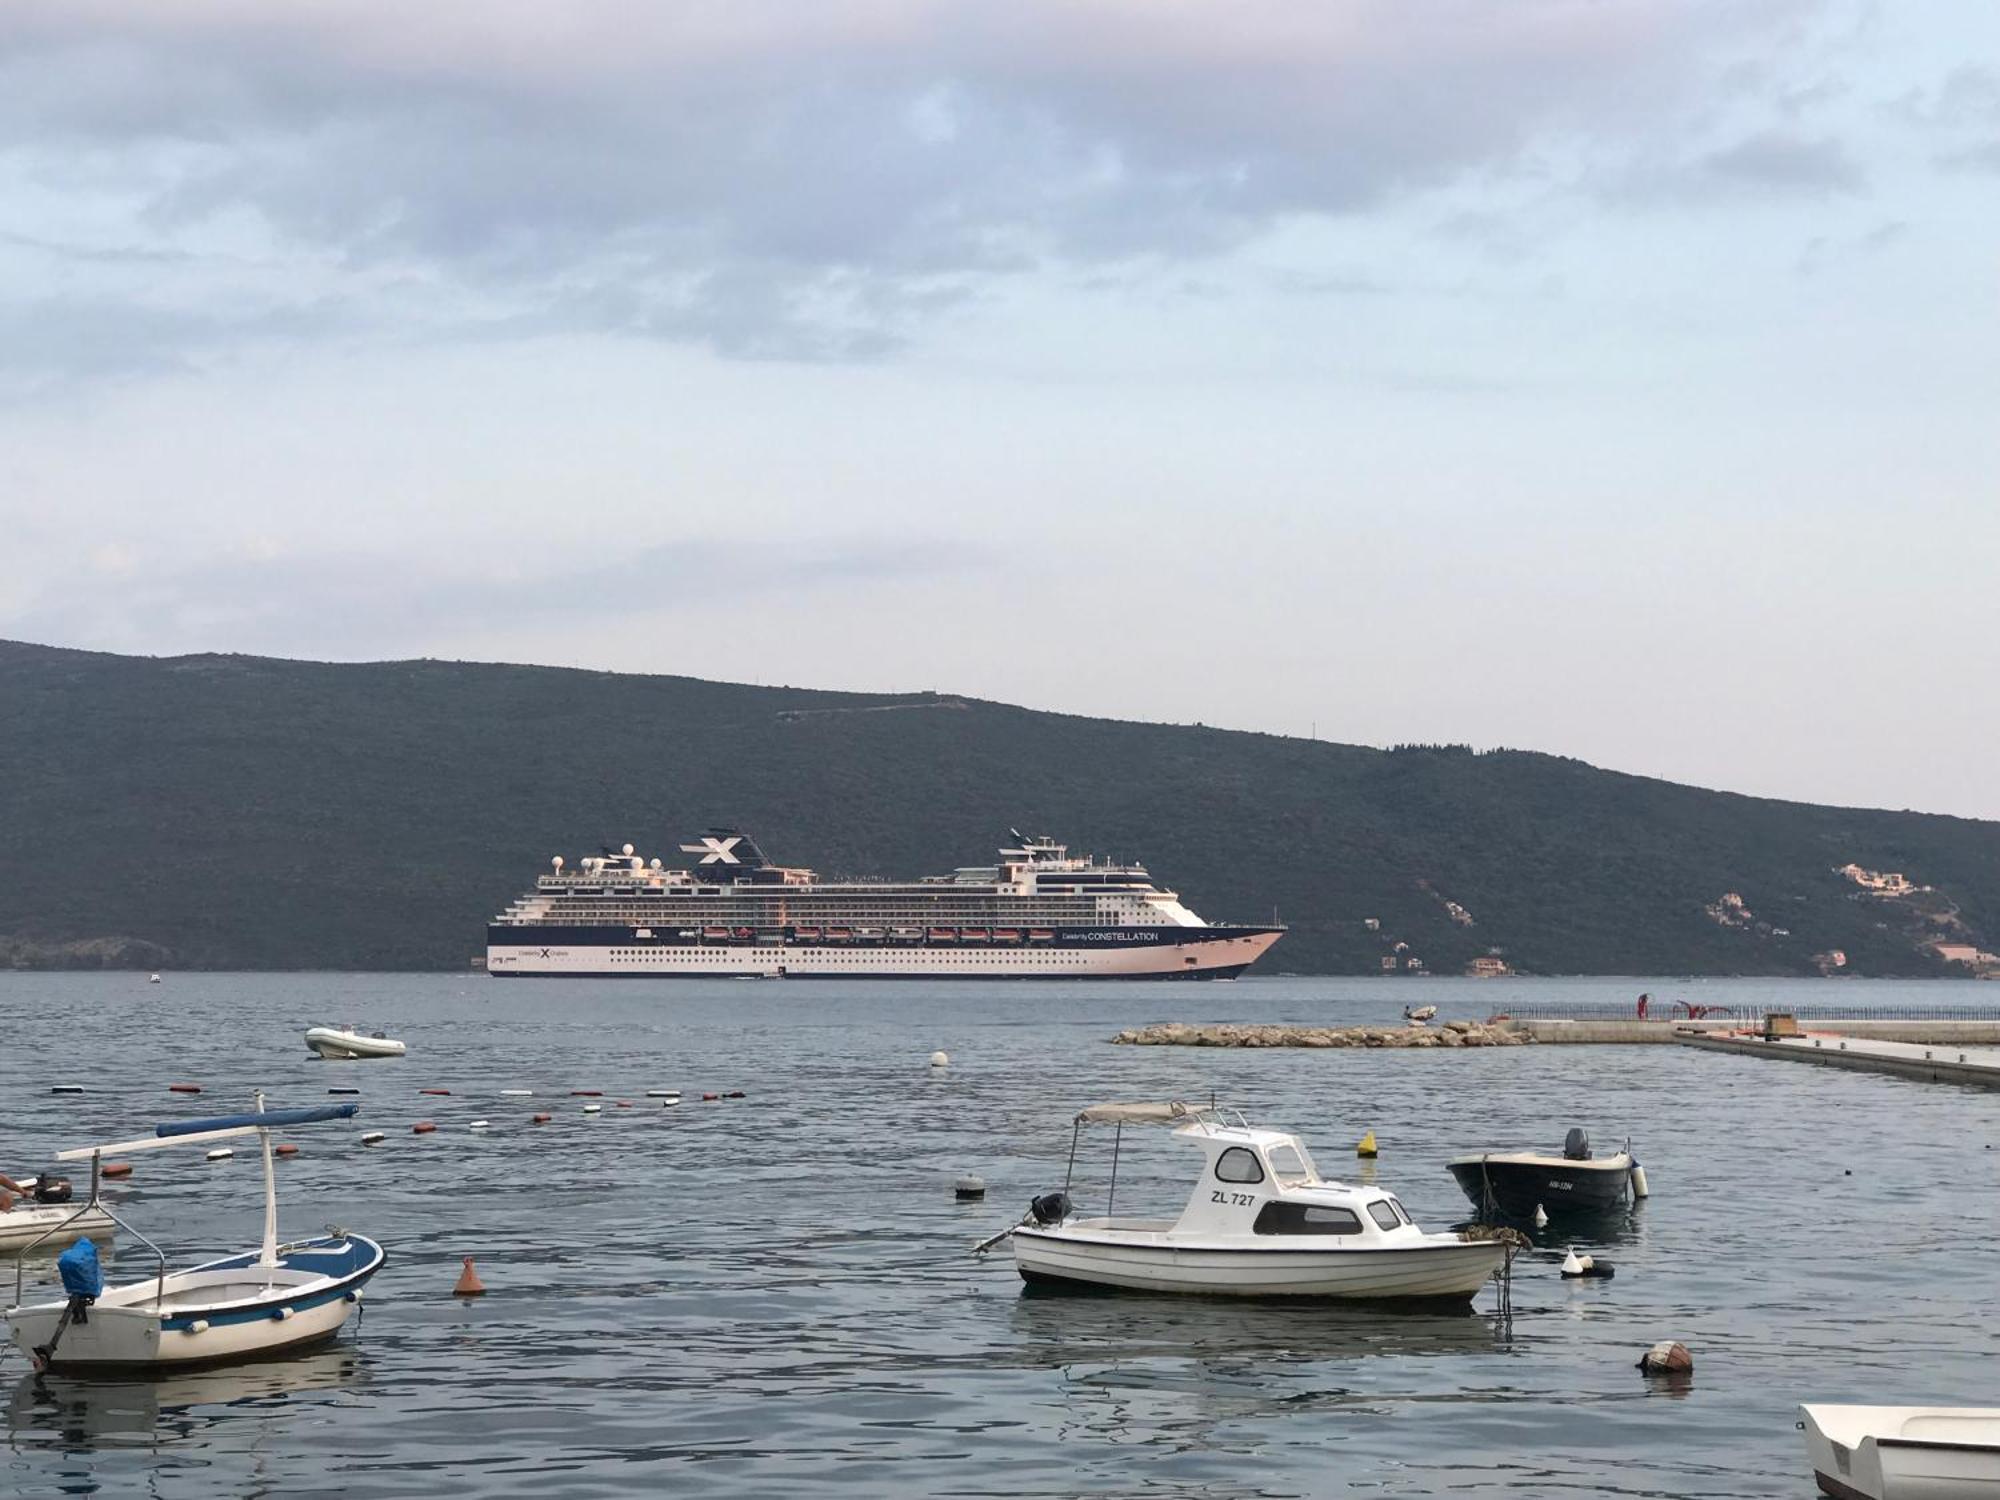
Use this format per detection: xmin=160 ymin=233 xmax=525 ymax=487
xmin=486 ymin=831 xmax=1282 ymax=979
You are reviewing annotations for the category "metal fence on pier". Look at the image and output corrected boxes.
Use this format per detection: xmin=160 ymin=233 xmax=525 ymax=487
xmin=1494 ymin=1000 xmax=2000 ymax=1023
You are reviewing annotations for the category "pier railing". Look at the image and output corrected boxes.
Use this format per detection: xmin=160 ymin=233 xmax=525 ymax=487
xmin=1494 ymin=1000 xmax=2000 ymax=1023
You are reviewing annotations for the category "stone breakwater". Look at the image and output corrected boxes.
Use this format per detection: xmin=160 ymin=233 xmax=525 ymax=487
xmin=1111 ymin=1020 xmax=1532 ymax=1048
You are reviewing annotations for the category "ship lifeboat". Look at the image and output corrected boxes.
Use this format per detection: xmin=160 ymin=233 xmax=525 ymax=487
xmin=993 ymin=929 xmax=1022 ymax=943
xmin=702 ymin=926 xmax=729 ymax=940
xmin=1028 ymin=929 xmax=1056 ymax=942
xmin=962 ymin=929 xmax=989 ymax=941
xmin=927 ymin=928 xmax=957 ymax=942
xmin=795 ymin=927 xmax=822 ymax=941
xmin=887 ymin=928 xmax=917 ymax=942
xmin=827 ymin=928 xmax=853 ymax=941
xmin=733 ymin=927 xmax=755 ymax=941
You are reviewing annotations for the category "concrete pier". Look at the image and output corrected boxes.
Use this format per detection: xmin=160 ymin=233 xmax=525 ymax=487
xmin=1675 ymin=1030 xmax=2000 ymax=1090
xmin=1501 ymin=1018 xmax=2000 ymax=1045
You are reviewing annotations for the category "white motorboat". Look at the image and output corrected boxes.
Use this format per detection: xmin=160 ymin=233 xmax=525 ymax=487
xmin=5 ymin=1096 xmax=386 ymax=1373
xmin=979 ymin=1102 xmax=1508 ymax=1301
xmin=305 ymin=1026 xmax=407 ymax=1060
xmin=0 ymin=1190 xmax=115 ymax=1256
xmin=1802 ymin=1405 xmax=2000 ymax=1499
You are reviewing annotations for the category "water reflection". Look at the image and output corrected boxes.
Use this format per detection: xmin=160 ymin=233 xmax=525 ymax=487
xmin=7 ymin=1347 xmax=364 ymax=1448
xmin=1006 ymin=1284 xmax=1510 ymax=1368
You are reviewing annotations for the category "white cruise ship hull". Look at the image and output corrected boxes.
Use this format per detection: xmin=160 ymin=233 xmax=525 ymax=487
xmin=488 ymin=928 xmax=1280 ymax=979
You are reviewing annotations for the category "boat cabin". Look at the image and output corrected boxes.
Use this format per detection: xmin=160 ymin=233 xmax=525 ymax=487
xmin=1064 ymin=1104 xmax=1430 ymax=1244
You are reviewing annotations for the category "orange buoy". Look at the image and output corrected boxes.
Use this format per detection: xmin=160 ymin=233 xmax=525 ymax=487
xmin=275 ymin=1144 xmax=300 ymax=1158
xmin=702 ymin=1092 xmax=719 ymax=1101
xmin=413 ymin=1120 xmax=437 ymax=1134
xmin=420 ymin=1088 xmax=451 ymax=1096
xmin=570 ymin=1089 xmax=602 ymax=1097
xmin=169 ymin=1083 xmax=202 ymax=1094
xmin=453 ymin=1256 xmax=485 ymax=1296
xmin=102 ymin=1161 xmax=134 ymax=1178
xmin=615 ymin=1100 xmax=633 ymax=1109
xmin=531 ymin=1112 xmax=552 ymax=1124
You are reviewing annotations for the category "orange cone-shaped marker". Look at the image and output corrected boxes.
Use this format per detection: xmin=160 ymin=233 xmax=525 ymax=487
xmin=454 ymin=1256 xmax=485 ymax=1296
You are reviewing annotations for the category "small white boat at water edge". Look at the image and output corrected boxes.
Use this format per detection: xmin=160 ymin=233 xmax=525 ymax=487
xmin=1 ymin=1199 xmax=115 ymax=1256
xmin=5 ymin=1097 xmax=386 ymax=1373
xmin=979 ymin=1102 xmax=1508 ymax=1302
xmin=305 ymin=1027 xmax=406 ymax=1060
xmin=1801 ymin=1404 xmax=2000 ymax=1499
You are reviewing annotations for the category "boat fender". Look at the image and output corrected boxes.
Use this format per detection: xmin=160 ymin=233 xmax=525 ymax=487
xmin=188 ymin=1320 xmax=210 ymax=1334
xmin=271 ymin=1306 xmax=294 ymax=1321
xmin=1029 ymin=1191 xmax=1071 ymax=1226
xmin=1630 ymin=1164 xmax=1650 ymax=1199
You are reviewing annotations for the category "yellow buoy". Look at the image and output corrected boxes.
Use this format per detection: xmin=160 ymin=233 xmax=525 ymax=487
xmin=1356 ymin=1130 xmax=1379 ymax=1158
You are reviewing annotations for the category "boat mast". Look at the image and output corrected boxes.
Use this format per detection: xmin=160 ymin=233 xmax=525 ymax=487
xmin=255 ymin=1090 xmax=279 ymax=1271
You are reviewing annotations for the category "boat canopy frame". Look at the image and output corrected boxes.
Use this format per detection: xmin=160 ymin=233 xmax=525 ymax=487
xmin=11 ymin=1095 xmax=359 ymax=1311
xmin=1062 ymin=1101 xmax=1248 ymax=1220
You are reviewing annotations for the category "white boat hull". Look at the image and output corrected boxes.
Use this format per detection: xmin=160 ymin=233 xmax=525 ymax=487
xmin=1803 ymin=1405 xmax=2000 ymax=1500
xmin=487 ymin=930 xmax=1281 ymax=979
xmin=1012 ymin=1226 xmax=1504 ymax=1300
xmin=304 ymin=1028 xmax=406 ymax=1060
xmin=0 ymin=1204 xmax=115 ymax=1256
xmin=6 ymin=1233 xmax=384 ymax=1373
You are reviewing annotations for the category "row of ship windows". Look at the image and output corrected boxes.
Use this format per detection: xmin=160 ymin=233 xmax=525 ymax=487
xmin=600 ymin=950 xmax=1089 ymax=962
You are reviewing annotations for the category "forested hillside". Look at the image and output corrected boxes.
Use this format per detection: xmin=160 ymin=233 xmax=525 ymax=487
xmin=4 ymin=639 xmax=1997 ymax=975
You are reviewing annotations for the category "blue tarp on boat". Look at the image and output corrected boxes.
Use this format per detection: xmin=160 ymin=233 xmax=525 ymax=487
xmin=58 ymin=1238 xmax=102 ymax=1299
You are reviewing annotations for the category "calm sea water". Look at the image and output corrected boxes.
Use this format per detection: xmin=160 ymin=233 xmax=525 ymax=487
xmin=3 ymin=974 xmax=1997 ymax=1498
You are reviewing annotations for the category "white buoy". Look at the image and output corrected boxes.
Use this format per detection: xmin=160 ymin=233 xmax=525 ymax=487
xmin=1561 ymin=1246 xmax=1592 ymax=1277
xmin=148 ymin=973 xmax=162 ymax=984
xmin=469 ymin=1119 xmax=490 ymax=1130
xmin=206 ymin=1147 xmax=233 ymax=1162
xmin=361 ymin=1131 xmax=386 ymax=1146
xmin=1533 ymin=1204 xmax=1549 ymax=1228
xmin=583 ymin=1103 xmax=602 ymax=1114
xmin=954 ymin=1175 xmax=986 ymax=1200
xmin=50 ymin=1084 xmax=84 ymax=1095
xmin=929 ymin=1051 xmax=950 ymax=1068
xmin=646 ymin=1089 xmax=680 ymax=1099
xmin=501 ymin=1089 xmax=533 ymax=1097
xmin=1631 ymin=1164 xmax=1650 ymax=1199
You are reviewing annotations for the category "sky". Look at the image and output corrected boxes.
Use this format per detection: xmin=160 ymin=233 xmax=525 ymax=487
xmin=2 ymin=1 xmax=1997 ymax=818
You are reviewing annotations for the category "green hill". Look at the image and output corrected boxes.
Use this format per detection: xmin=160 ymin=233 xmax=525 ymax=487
xmin=3 ymin=638 xmax=1996 ymax=976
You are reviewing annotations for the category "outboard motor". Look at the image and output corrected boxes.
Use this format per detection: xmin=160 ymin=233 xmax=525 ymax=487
xmin=31 ymin=1175 xmax=72 ymax=1204
xmin=1562 ymin=1127 xmax=1591 ymax=1161
xmin=1029 ymin=1191 xmax=1071 ymax=1226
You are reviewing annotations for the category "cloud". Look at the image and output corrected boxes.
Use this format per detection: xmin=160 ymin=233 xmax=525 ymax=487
xmin=0 ymin=1 xmax=1825 ymax=372
xmin=1699 ymin=130 xmax=1863 ymax=195
xmin=2 ymin=535 xmax=993 ymax=656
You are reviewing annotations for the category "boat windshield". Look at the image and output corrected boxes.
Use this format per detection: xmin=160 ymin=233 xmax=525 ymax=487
xmin=1267 ymin=1141 xmax=1315 ymax=1185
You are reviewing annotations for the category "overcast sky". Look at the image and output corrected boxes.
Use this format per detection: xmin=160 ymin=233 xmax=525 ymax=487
xmin=3 ymin=1 xmax=1997 ymax=817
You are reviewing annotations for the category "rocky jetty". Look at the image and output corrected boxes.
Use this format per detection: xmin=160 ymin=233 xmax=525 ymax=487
xmin=1111 ymin=1020 xmax=1530 ymax=1049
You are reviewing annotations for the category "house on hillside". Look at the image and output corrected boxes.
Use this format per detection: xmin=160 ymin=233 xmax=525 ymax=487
xmin=1465 ymin=955 xmax=1511 ymax=978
